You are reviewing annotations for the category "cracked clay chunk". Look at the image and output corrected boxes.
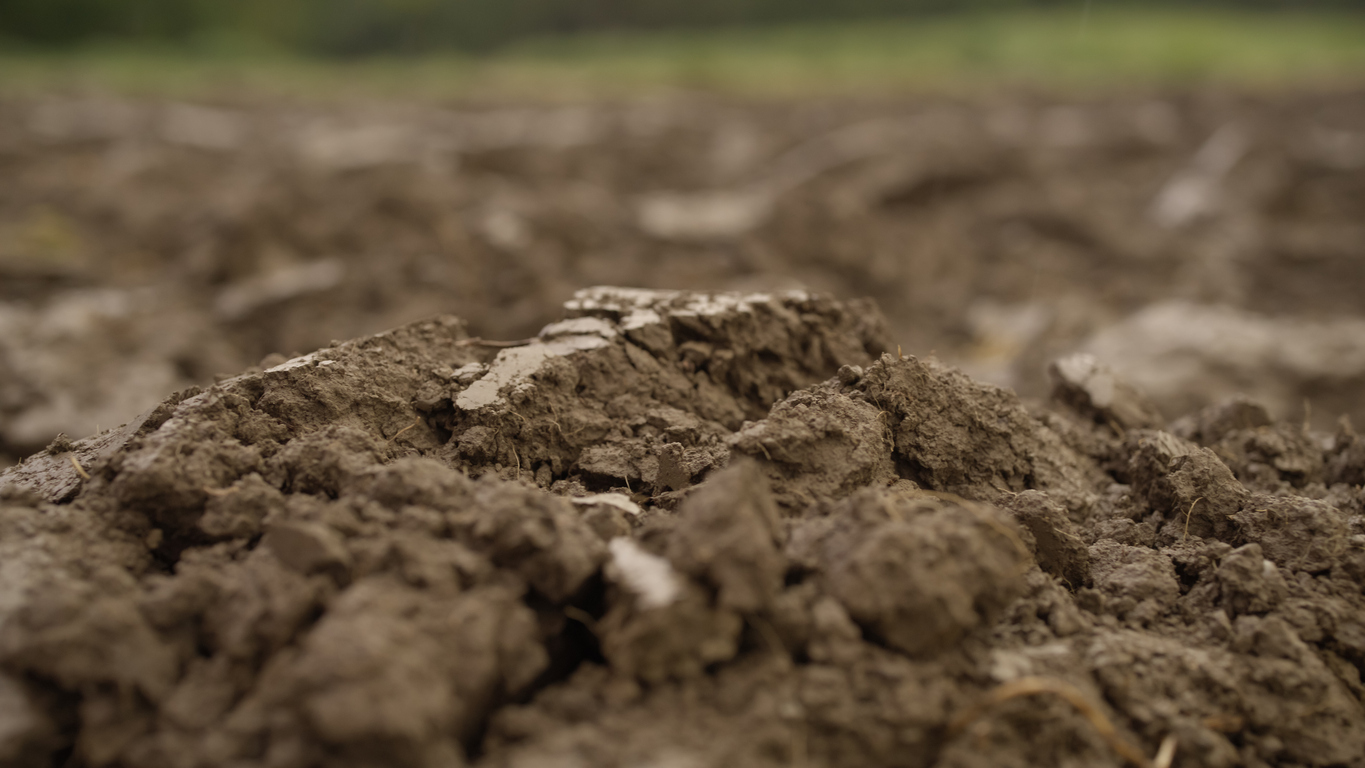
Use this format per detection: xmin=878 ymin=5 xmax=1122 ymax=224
xmin=818 ymin=488 xmax=1028 ymax=657
xmin=729 ymin=383 xmax=896 ymax=510
xmin=1002 ymin=490 xmax=1091 ymax=588
xmin=666 ymin=460 xmax=785 ymax=612
xmin=1126 ymin=430 xmax=1249 ymax=541
xmin=209 ymin=579 xmax=546 ymax=766
xmin=1088 ymin=539 xmax=1181 ymax=623
xmin=1049 ymin=352 xmax=1164 ymax=430
xmin=599 ymin=539 xmax=743 ymax=684
xmin=855 ymin=353 xmax=1100 ymax=501
xmin=1232 ymin=495 xmax=1349 ymax=574
xmin=1216 ymin=543 xmax=1288 ymax=616
xmin=430 ymin=286 xmax=890 ymax=487
xmin=1171 ymin=396 xmax=1274 ymax=446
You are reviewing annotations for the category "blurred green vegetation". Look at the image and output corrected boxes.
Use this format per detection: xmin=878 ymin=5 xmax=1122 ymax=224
xmin=2 ymin=0 xmax=1363 ymax=55
xmin=1 ymin=6 xmax=1362 ymax=97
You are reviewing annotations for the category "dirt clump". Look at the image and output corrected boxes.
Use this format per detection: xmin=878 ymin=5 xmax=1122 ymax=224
xmin=2 ymin=288 xmax=1365 ymax=768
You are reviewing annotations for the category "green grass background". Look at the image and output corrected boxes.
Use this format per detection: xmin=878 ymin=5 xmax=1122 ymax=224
xmin=2 ymin=7 xmax=1363 ymax=99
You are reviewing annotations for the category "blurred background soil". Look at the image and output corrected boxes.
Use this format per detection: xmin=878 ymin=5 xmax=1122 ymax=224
xmin=2 ymin=4 xmax=1365 ymax=467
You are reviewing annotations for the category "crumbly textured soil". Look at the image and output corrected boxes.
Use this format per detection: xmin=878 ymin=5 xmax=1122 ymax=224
xmin=4 ymin=89 xmax=1365 ymax=468
xmin=3 ymin=288 xmax=1364 ymax=768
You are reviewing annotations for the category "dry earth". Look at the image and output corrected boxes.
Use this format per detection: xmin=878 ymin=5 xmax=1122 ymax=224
xmin=2 ymin=287 xmax=1365 ymax=768
xmin=3 ymin=89 xmax=1365 ymax=469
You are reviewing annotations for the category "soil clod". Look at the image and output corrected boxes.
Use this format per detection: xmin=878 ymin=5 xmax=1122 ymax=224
xmin=2 ymin=288 xmax=1364 ymax=768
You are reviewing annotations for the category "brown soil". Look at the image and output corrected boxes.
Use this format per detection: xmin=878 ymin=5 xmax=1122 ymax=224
xmin=3 ymin=287 xmax=1365 ymax=768
xmin=3 ymin=87 xmax=1365 ymax=768
xmin=4 ymin=88 xmax=1365 ymax=468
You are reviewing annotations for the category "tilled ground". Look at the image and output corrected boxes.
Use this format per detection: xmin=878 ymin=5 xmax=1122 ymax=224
xmin=2 ymin=288 xmax=1364 ymax=768
xmin=3 ymin=88 xmax=1365 ymax=468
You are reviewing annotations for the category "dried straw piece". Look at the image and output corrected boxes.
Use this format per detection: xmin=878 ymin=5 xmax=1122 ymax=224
xmin=68 ymin=454 xmax=90 ymax=480
xmin=947 ymin=676 xmax=1175 ymax=768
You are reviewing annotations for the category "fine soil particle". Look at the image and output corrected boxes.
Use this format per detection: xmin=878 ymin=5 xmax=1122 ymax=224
xmin=2 ymin=288 xmax=1365 ymax=768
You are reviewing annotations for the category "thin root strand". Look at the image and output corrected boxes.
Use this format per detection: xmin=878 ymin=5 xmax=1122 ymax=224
xmin=1183 ymin=497 xmax=1205 ymax=541
xmin=389 ymin=417 xmax=422 ymax=443
xmin=69 ymin=454 xmax=90 ymax=480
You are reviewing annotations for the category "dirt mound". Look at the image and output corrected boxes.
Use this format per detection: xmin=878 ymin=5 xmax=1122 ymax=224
xmin=2 ymin=288 xmax=1364 ymax=768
